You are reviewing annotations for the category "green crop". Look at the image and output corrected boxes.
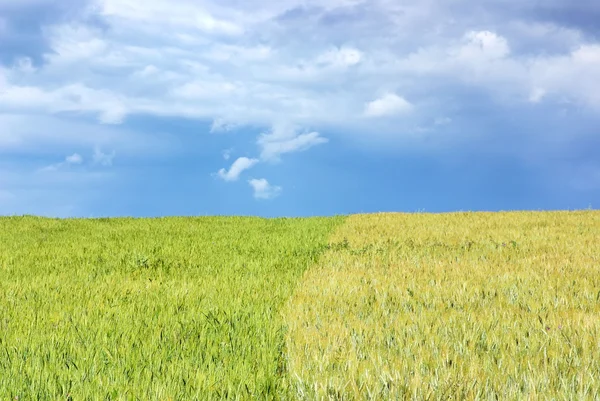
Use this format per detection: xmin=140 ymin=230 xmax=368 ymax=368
xmin=0 ymin=215 xmax=343 ymax=400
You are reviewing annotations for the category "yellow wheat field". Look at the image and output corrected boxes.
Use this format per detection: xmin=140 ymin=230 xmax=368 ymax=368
xmin=284 ymin=211 xmax=600 ymax=400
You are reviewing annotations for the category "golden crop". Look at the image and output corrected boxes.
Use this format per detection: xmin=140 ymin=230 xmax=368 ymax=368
xmin=285 ymin=211 xmax=600 ymax=400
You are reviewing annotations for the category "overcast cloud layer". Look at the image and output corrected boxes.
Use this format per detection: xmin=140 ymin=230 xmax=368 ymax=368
xmin=1 ymin=0 xmax=599 ymax=216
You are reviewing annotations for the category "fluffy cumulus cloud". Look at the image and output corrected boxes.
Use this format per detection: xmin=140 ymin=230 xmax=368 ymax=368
xmin=248 ymin=178 xmax=282 ymax=200
xmin=364 ymin=93 xmax=413 ymax=117
xmin=458 ymin=31 xmax=511 ymax=62
xmin=257 ymin=123 xmax=328 ymax=162
xmin=217 ymin=157 xmax=259 ymax=181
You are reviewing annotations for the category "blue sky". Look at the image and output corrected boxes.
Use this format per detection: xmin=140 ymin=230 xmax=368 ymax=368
xmin=0 ymin=0 xmax=599 ymax=217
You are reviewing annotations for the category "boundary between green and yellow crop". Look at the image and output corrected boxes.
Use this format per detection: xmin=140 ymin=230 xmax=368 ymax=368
xmin=283 ymin=211 xmax=600 ymax=400
xmin=3 ymin=211 xmax=600 ymax=399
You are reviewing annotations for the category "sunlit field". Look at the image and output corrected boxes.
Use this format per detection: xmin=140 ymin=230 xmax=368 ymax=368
xmin=1 ymin=211 xmax=599 ymax=400
xmin=0 ymin=216 xmax=342 ymax=399
xmin=285 ymin=211 xmax=600 ymax=399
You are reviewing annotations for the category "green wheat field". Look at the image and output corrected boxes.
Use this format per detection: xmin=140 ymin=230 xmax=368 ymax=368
xmin=1 ymin=211 xmax=599 ymax=400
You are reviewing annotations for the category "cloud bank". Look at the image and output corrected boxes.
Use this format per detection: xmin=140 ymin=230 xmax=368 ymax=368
xmin=1 ymin=0 xmax=599 ymax=204
xmin=1 ymin=0 xmax=598 ymax=133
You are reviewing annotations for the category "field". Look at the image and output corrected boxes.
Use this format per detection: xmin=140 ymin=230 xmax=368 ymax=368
xmin=1 ymin=211 xmax=599 ymax=400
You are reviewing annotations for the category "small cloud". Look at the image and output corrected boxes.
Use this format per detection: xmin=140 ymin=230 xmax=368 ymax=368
xmin=317 ymin=46 xmax=363 ymax=68
xmin=210 ymin=118 xmax=239 ymax=133
xmin=459 ymin=31 xmax=510 ymax=61
xmin=65 ymin=153 xmax=83 ymax=165
xmin=217 ymin=156 xmax=259 ymax=181
xmin=93 ymin=147 xmax=116 ymax=166
xmin=38 ymin=164 xmax=60 ymax=173
xmin=248 ymin=178 xmax=281 ymax=200
xmin=39 ymin=152 xmax=84 ymax=172
xmin=258 ymin=123 xmax=328 ymax=162
xmin=364 ymin=93 xmax=413 ymax=117
xmin=222 ymin=148 xmax=233 ymax=160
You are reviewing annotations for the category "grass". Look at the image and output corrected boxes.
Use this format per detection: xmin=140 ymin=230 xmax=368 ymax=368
xmin=0 ymin=215 xmax=343 ymax=400
xmin=284 ymin=211 xmax=600 ymax=400
xmin=2 ymin=211 xmax=599 ymax=400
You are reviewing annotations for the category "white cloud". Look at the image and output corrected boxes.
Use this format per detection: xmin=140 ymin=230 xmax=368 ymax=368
xmin=210 ymin=118 xmax=239 ymax=133
xmin=258 ymin=123 xmax=328 ymax=162
xmin=364 ymin=93 xmax=413 ymax=117
xmin=170 ymin=80 xmax=239 ymax=100
xmin=457 ymin=31 xmax=511 ymax=62
xmin=37 ymin=164 xmax=60 ymax=173
xmin=248 ymin=178 xmax=281 ymax=200
xmin=38 ymin=152 xmax=84 ymax=172
xmin=0 ymin=82 xmax=129 ymax=124
xmin=0 ymin=114 xmax=170 ymax=156
xmin=203 ymin=44 xmax=272 ymax=63
xmin=0 ymin=0 xmax=598 ymax=150
xmin=93 ymin=147 xmax=116 ymax=166
xmin=99 ymin=0 xmax=244 ymax=36
xmin=217 ymin=156 xmax=258 ymax=181
xmin=316 ymin=46 xmax=363 ymax=68
xmin=43 ymin=24 xmax=110 ymax=65
xmin=65 ymin=153 xmax=83 ymax=164
xmin=528 ymin=44 xmax=600 ymax=108
xmin=222 ymin=148 xmax=233 ymax=160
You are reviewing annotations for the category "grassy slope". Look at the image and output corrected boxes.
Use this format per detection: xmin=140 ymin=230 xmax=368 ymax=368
xmin=284 ymin=211 xmax=600 ymax=399
xmin=0 ymin=215 xmax=343 ymax=400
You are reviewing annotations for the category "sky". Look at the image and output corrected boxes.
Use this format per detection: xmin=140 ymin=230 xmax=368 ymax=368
xmin=0 ymin=0 xmax=599 ymax=217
